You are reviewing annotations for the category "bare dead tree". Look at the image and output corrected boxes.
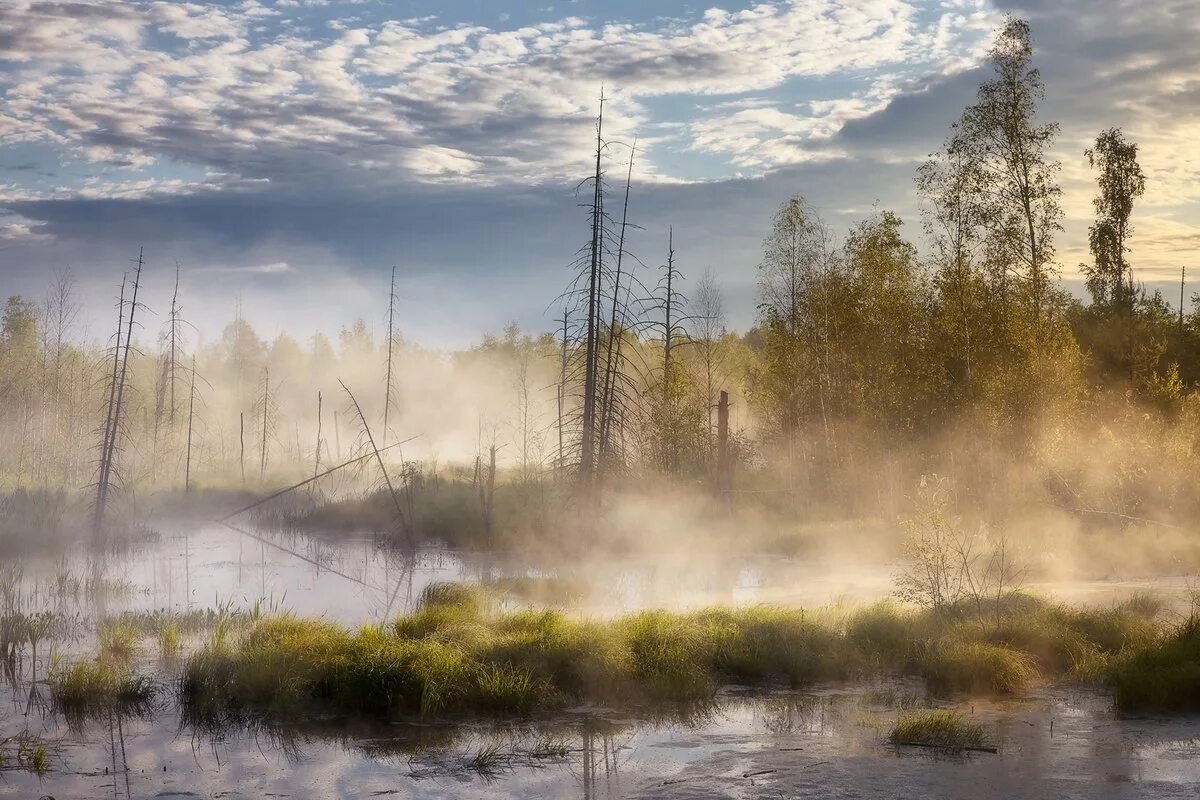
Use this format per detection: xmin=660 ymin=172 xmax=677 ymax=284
xmin=167 ymin=262 xmax=184 ymax=425
xmin=579 ymin=90 xmax=606 ymax=486
xmin=239 ymin=411 xmax=245 ymax=485
xmin=598 ymin=137 xmax=637 ymax=467
xmin=185 ymin=354 xmax=197 ymax=493
xmin=93 ymin=274 xmax=127 ymax=538
xmin=556 ymin=92 xmax=647 ymax=489
xmin=255 ymin=367 xmax=278 ymax=482
xmin=314 ymin=390 xmax=323 ymax=480
xmin=646 ymin=229 xmax=696 ymax=474
xmin=556 ymin=307 xmax=568 ymax=478
xmin=382 ymin=265 xmax=398 ymax=444
xmin=94 ymin=249 xmax=144 ymax=539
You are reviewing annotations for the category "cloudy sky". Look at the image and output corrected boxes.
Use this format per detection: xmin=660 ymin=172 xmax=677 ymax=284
xmin=1 ymin=0 xmax=1197 ymax=346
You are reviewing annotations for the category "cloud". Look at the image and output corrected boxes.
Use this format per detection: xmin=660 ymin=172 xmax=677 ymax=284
xmin=0 ymin=0 xmax=996 ymax=197
xmin=213 ymin=261 xmax=292 ymax=274
xmin=0 ymin=0 xmax=1196 ymax=344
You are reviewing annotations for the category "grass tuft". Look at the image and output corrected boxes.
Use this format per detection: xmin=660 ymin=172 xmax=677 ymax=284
xmin=889 ymin=709 xmax=986 ymax=750
xmin=99 ymin=620 xmax=143 ymax=661
xmin=50 ymin=658 xmax=155 ymax=723
xmin=922 ymin=641 xmax=1037 ymax=695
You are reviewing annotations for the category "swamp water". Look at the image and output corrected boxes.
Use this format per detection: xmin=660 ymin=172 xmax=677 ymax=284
xmin=3 ymin=522 xmax=1200 ymax=799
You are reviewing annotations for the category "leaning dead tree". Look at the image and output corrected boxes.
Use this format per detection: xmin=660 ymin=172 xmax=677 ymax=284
xmin=93 ymin=249 xmax=144 ymax=539
xmin=340 ymin=379 xmax=412 ymax=544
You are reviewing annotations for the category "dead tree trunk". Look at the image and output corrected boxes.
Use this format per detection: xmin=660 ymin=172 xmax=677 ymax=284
xmin=239 ymin=411 xmax=245 ymax=485
xmin=314 ymin=390 xmax=323 ymax=480
xmin=557 ymin=308 xmax=568 ymax=477
xmin=259 ymin=367 xmax=269 ymax=482
xmin=93 ymin=274 xmax=127 ymax=539
xmin=484 ymin=443 xmax=496 ymax=543
xmin=383 ymin=265 xmax=397 ymax=445
xmin=185 ymin=355 xmax=196 ymax=493
xmin=598 ymin=137 xmax=636 ymax=466
xmin=716 ymin=390 xmax=731 ymax=502
xmin=579 ymin=93 xmax=605 ymax=486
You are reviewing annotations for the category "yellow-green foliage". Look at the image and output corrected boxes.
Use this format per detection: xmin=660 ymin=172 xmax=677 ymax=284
xmin=50 ymin=658 xmax=155 ymax=721
xmin=179 ymin=584 xmax=1178 ymax=719
xmin=99 ymin=620 xmax=143 ymax=661
xmin=922 ymin=641 xmax=1037 ymax=695
xmin=183 ymin=594 xmax=861 ymax=719
xmin=889 ymin=709 xmax=986 ymax=750
xmin=158 ymin=624 xmax=182 ymax=658
xmin=846 ymin=602 xmax=913 ymax=669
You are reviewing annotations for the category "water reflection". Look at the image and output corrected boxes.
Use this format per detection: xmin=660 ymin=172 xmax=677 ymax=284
xmin=4 ymin=524 xmax=1200 ymax=798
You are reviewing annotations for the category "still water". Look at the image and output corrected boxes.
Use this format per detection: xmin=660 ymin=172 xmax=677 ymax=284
xmin=2 ymin=522 xmax=1199 ymax=799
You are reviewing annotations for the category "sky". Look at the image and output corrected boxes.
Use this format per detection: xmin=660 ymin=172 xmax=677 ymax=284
xmin=0 ymin=0 xmax=1197 ymax=347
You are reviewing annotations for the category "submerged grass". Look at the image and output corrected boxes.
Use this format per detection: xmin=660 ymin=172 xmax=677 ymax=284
xmin=179 ymin=584 xmax=1179 ymax=720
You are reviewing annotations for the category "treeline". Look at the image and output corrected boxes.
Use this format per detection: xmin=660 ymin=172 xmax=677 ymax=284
xmin=1 ymin=18 xmax=1198 ymax=529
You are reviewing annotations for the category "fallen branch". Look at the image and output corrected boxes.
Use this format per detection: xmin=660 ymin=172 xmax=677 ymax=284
xmin=892 ymin=741 xmax=998 ymax=754
xmin=341 ymin=379 xmax=413 ymax=545
xmin=216 ymin=434 xmax=420 ymax=522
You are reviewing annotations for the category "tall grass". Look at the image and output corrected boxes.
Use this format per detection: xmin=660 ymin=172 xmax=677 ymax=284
xmin=1110 ymin=617 xmax=1200 ymax=712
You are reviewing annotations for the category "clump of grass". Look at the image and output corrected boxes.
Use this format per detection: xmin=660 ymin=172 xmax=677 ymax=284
xmin=469 ymin=663 xmax=543 ymax=712
xmin=99 ymin=620 xmax=142 ymax=661
xmin=1110 ymin=617 xmax=1200 ymax=712
xmin=846 ymin=602 xmax=913 ymax=669
xmin=184 ymin=600 xmax=859 ymax=721
xmin=420 ymin=582 xmax=485 ymax=612
xmin=50 ymin=658 xmax=155 ymax=723
xmin=0 ymin=734 xmax=52 ymax=775
xmin=889 ymin=709 xmax=987 ymax=750
xmin=17 ymin=738 xmax=49 ymax=775
xmin=158 ymin=624 xmax=182 ymax=658
xmin=489 ymin=576 xmax=588 ymax=606
xmin=921 ymin=641 xmax=1037 ymax=695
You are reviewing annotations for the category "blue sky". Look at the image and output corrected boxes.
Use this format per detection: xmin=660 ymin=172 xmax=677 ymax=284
xmin=0 ymin=0 xmax=1197 ymax=345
